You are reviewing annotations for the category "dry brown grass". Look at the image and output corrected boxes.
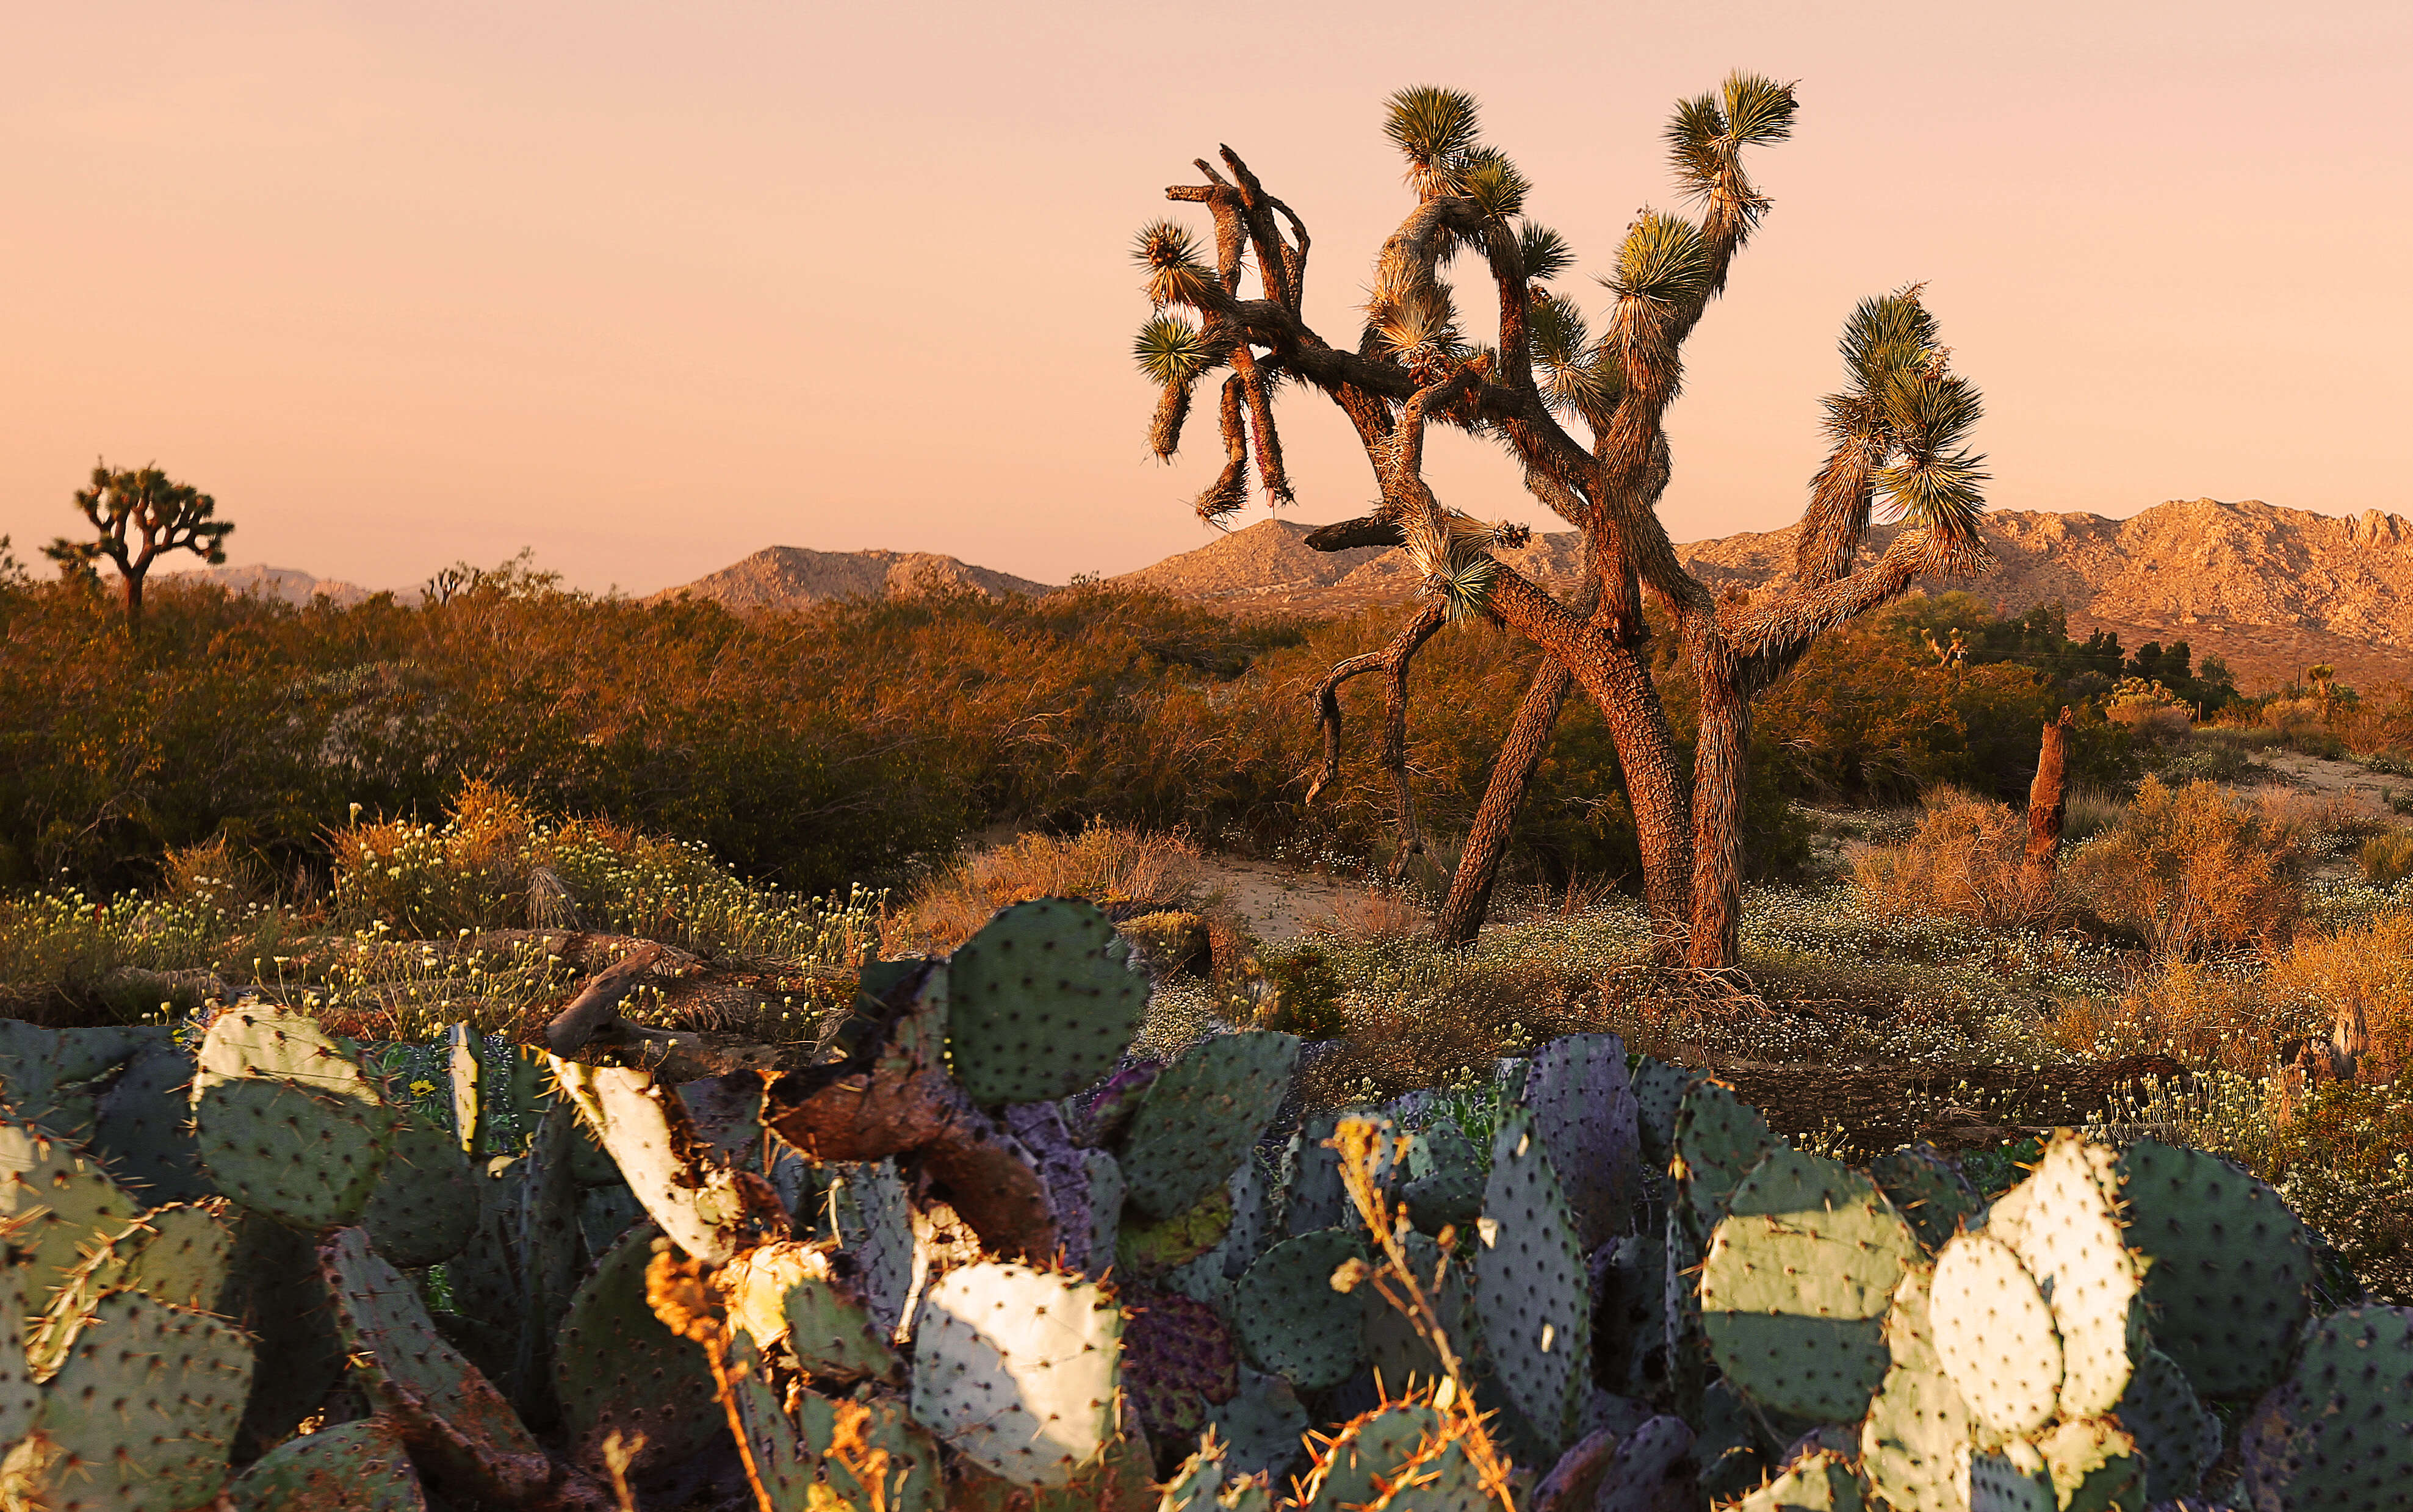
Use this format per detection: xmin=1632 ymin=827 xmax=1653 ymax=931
xmin=2065 ymin=777 xmax=2305 ymax=959
xmin=1852 ymin=787 xmax=2060 ymax=932
xmin=885 ymin=823 xmax=1206 ymax=954
xmin=1310 ymin=888 xmax=1432 ymax=943
xmin=2264 ymin=914 xmax=2413 ymax=1084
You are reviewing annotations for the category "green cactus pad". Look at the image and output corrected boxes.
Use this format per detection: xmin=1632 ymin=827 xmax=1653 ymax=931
xmin=1859 ymin=1267 xmax=1976 ymax=1512
xmin=1968 ymin=1441 xmax=2055 ymax=1512
xmin=0 ymin=1115 xmax=143 ymax=1320
xmin=1282 ymin=1111 xmax=1350 ymax=1236
xmin=193 ymin=1006 xmax=397 ymax=1230
xmin=1994 ymin=1134 xmax=2140 ymax=1420
xmin=2037 ymin=1418 xmax=2144 ymax=1512
xmin=1231 ymin=1228 xmax=1372 ymax=1391
xmin=2115 ymin=1137 xmax=2312 ymax=1399
xmin=2240 ymin=1303 xmax=2413 ymax=1512
xmin=1122 ymin=1287 xmax=1238 ymax=1442
xmin=723 ymin=1238 xmax=904 ymax=1384
xmin=549 ymin=1057 xmax=776 ymax=1267
xmin=1673 ymin=1079 xmax=1775 ymax=1225
xmin=77 ymin=1200 xmax=233 ymax=1312
xmin=1207 ymin=1367 xmax=1311 ymax=1483
xmin=829 ymin=1159 xmax=915 ymax=1335
xmin=1160 ymin=1437 xmax=1228 ymax=1511
xmin=1363 ymin=1229 xmax=1466 ymax=1395
xmin=555 ymin=1225 xmax=723 ymax=1475
xmin=319 ymin=1225 xmax=546 ymax=1497
xmin=1930 ymin=1231 xmax=2063 ymax=1439
xmin=1699 ymin=1145 xmax=1919 ymax=1424
xmin=1118 ymin=1031 xmax=1299 ymax=1222
xmin=90 ymin=1039 xmax=212 ymax=1204
xmin=579 ymin=1183 xmax=647 ymax=1256
xmin=1119 ymin=1179 xmax=1234 ymax=1279
xmin=2113 ymin=1345 xmax=2220 ymax=1504
xmin=1474 ymin=1106 xmax=1592 ymax=1450
xmin=1631 ymin=1055 xmax=1695 ymax=1170
xmin=721 ymin=1331 xmax=815 ymax=1512
xmin=1297 ymin=1403 xmax=1441 ymax=1512
xmin=31 ymin=1289 xmax=256 ymax=1512
xmin=909 ymin=1261 xmax=1123 ymax=1488
xmin=1360 ymin=1433 xmax=1488 ymax=1512
xmin=1521 ymin=1033 xmax=1641 ymax=1252
xmin=1870 ymin=1143 xmax=1982 ymax=1253
xmin=1399 ymin=1115 xmax=1484 ymax=1236
xmin=1731 ymin=1447 xmax=1865 ymax=1511
xmin=218 ymin=1207 xmax=345 ymax=1457
xmin=795 ymin=1387 xmax=947 ymax=1512
xmin=0 ymin=1022 xmax=159 ymax=1138
xmin=361 ymin=1119 xmax=480 ymax=1268
xmin=228 ymin=1416 xmax=427 ymax=1511
xmin=945 ymin=898 xmax=1145 ymax=1106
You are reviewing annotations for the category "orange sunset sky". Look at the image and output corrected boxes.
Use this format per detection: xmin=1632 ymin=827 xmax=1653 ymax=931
xmin=4 ymin=1 xmax=2409 ymax=595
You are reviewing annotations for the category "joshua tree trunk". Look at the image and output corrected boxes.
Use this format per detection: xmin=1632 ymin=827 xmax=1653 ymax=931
xmin=1434 ymin=657 xmax=1571 ymax=945
xmin=2022 ymin=707 xmax=2073 ymax=899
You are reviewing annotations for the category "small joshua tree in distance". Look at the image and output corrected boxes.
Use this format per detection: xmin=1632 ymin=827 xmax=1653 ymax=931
xmin=43 ymin=461 xmax=234 ymax=628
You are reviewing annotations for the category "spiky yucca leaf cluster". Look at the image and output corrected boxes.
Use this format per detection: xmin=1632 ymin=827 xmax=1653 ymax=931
xmin=1517 ymin=225 xmax=1574 ymax=284
xmin=1134 ymin=220 xmax=1222 ymax=309
xmin=1605 ymin=212 xmax=1709 ymax=308
xmin=1529 ymin=293 xmax=1620 ymax=425
xmin=1383 ymin=86 xmax=1483 ymax=201
xmin=1666 ymin=71 xmax=1798 ymax=231
xmin=1827 ymin=289 xmax=1989 ymax=549
xmin=1134 ymin=315 xmax=1217 ymax=389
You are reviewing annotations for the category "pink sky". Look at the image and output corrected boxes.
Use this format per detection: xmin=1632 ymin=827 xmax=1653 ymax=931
xmin=4 ymin=1 xmax=2408 ymax=595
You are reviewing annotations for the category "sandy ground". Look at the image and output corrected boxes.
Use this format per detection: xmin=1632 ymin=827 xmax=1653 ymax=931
xmin=1190 ymin=855 xmax=1432 ymax=941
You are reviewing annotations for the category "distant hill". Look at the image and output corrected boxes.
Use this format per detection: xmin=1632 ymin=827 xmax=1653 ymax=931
xmin=649 ymin=547 xmax=1055 ymax=610
xmin=155 ymin=562 xmax=381 ymax=607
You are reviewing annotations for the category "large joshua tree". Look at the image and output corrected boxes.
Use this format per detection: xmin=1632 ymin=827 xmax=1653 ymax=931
xmin=1130 ymin=76 xmax=1992 ymax=968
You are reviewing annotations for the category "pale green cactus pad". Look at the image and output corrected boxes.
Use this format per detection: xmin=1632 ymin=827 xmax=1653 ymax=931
xmin=2114 ymin=1137 xmax=2312 ymax=1399
xmin=1861 ymin=1267 xmax=1977 ymax=1512
xmin=909 ymin=1261 xmax=1123 ymax=1488
xmin=1700 ymin=1145 xmax=1920 ymax=1424
xmin=829 ymin=1158 xmax=915 ymax=1335
xmin=1673 ymin=1079 xmax=1775 ymax=1225
xmin=549 ymin=1057 xmax=774 ymax=1267
xmin=1520 ymin=1032 xmax=1641 ymax=1253
xmin=2036 ymin=1417 xmax=2144 ymax=1512
xmin=228 ymin=1416 xmax=428 ymax=1512
xmin=1474 ymin=1106 xmax=1592 ymax=1450
xmin=945 ymin=898 xmax=1146 ymax=1106
xmin=1296 ymin=1403 xmax=1441 ymax=1512
xmin=555 ymin=1225 xmax=723 ymax=1475
xmin=1993 ymin=1134 xmax=2139 ymax=1420
xmin=192 ymin=1005 xmax=396 ymax=1229
xmin=1731 ymin=1447 xmax=1865 ymax=1511
xmin=0 ymin=1116 xmax=143 ymax=1320
xmin=1930 ymin=1230 xmax=2063 ymax=1439
xmin=1117 ymin=1030 xmax=1298 ymax=1222
xmin=28 ymin=1289 xmax=256 ymax=1512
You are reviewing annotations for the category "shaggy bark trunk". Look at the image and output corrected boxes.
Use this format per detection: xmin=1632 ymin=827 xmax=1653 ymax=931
xmin=1687 ymin=653 xmax=1751 ymax=969
xmin=2022 ymin=707 xmax=2073 ymax=899
xmin=1434 ymin=657 xmax=1572 ymax=945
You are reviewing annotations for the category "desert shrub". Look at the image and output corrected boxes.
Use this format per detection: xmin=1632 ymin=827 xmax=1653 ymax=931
xmin=2367 ymin=748 xmax=2413 ymax=777
xmin=886 ymin=823 xmax=1205 ymax=953
xmin=2065 ymin=777 xmax=2304 ymax=957
xmin=2155 ymin=741 xmax=2256 ymax=785
xmin=2043 ymin=958 xmax=2289 ymax=1075
xmin=2106 ymin=676 xmax=2192 ymax=744
xmin=2061 ymin=786 xmax=2127 ymax=841
xmin=1850 ymin=787 xmax=2055 ymax=931
xmin=2362 ymin=832 xmax=2413 ymax=885
xmin=2261 ymin=913 xmax=2413 ymax=1082
xmin=2284 ymin=1155 xmax=2413 ymax=1305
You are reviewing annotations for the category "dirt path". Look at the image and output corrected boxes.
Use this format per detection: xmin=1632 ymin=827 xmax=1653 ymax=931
xmin=1191 ymin=855 xmax=1430 ymax=941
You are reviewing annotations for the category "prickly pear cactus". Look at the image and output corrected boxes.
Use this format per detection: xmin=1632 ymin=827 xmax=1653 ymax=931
xmin=550 ymin=1057 xmax=782 ymax=1265
xmin=1992 ymin=1133 xmax=2140 ymax=1420
xmin=1231 ymin=1228 xmax=1372 ymax=1392
xmin=555 ymin=1226 xmax=724 ymax=1476
xmin=192 ymin=1004 xmax=397 ymax=1229
xmin=24 ymin=1288 xmax=257 ymax=1512
xmin=1474 ymin=1106 xmax=1592 ymax=1452
xmin=2115 ymin=1137 xmax=2312 ymax=1399
xmin=1117 ymin=1030 xmax=1299 ymax=1222
xmin=1119 ymin=1181 xmax=1235 ymax=1278
xmin=1731 ymin=1447 xmax=1865 ymax=1510
xmin=721 ymin=1238 xmax=904 ymax=1384
xmin=1930 ymin=1229 xmax=2065 ymax=1439
xmin=1630 ymin=1054 xmax=1695 ymax=1170
xmin=2111 ymin=1345 xmax=2220 ymax=1504
xmin=945 ymin=898 xmax=1145 ymax=1106
xmin=1282 ymin=1111 xmax=1351 ymax=1237
xmin=1122 ymin=1287 xmax=1239 ymax=1442
xmin=1968 ymin=1439 xmax=2055 ymax=1512
xmin=1699 ymin=1145 xmax=1920 ymax=1423
xmin=1859 ymin=1267 xmax=1977 ymax=1512
xmin=1521 ymin=1033 xmax=1642 ymax=1252
xmin=53 ymin=1200 xmax=232 ymax=1316
xmin=792 ymin=1388 xmax=947 ymax=1512
xmin=0 ymin=1115 xmax=142 ymax=1319
xmin=1295 ymin=1403 xmax=1442 ymax=1512
xmin=90 ymin=1037 xmax=212 ymax=1203
xmin=361 ymin=1117 xmax=481 ymax=1268
xmin=1208 ymin=1367 xmax=1311 ymax=1483
xmin=228 ymin=1416 xmax=428 ymax=1511
xmin=829 ymin=1158 xmax=915 ymax=1335
xmin=1870 ymin=1143 xmax=1982 ymax=1253
xmin=1672 ymin=1079 xmax=1775 ymax=1226
xmin=908 ymin=1261 xmax=1124 ymax=1487
xmin=319 ymin=1225 xmax=550 ymax=1502
xmin=1399 ymin=1115 xmax=1484 ymax=1235
xmin=2036 ymin=1417 xmax=2144 ymax=1512
xmin=2240 ymin=1304 xmax=2413 ymax=1511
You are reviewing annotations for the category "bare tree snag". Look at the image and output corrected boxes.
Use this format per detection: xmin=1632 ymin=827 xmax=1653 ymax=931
xmin=2023 ymin=707 xmax=2074 ymax=899
xmin=1130 ymin=78 xmax=1993 ymax=968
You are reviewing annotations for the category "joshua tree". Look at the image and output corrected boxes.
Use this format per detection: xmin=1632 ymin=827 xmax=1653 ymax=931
xmin=1130 ymin=76 xmax=1992 ymax=967
xmin=43 ymin=462 xmax=234 ymax=628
